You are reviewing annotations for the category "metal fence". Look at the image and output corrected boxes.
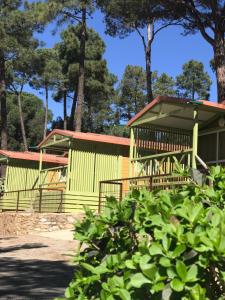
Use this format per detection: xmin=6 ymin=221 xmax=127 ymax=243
xmin=99 ymin=174 xmax=191 ymax=213
xmin=0 ymin=188 xmax=65 ymax=213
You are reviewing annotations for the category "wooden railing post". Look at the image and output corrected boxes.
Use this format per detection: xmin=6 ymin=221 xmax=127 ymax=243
xmin=16 ymin=191 xmax=20 ymax=212
xmin=119 ymin=183 xmax=123 ymax=202
xmin=98 ymin=181 xmax=102 ymax=214
xmin=58 ymin=190 xmax=63 ymax=213
xmin=149 ymin=177 xmax=153 ymax=191
xmin=39 ymin=188 xmax=42 ymax=213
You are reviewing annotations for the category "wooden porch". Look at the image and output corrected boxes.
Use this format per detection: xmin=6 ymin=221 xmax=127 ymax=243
xmin=100 ymin=96 xmax=225 ymax=204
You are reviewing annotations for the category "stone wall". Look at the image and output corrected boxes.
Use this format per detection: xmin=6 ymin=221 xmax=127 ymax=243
xmin=0 ymin=212 xmax=84 ymax=236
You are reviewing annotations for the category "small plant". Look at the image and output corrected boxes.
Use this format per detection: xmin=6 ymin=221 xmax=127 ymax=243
xmin=59 ymin=167 xmax=225 ymax=300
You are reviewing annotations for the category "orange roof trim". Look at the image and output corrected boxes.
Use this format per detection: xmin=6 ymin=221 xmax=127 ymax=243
xmin=0 ymin=150 xmax=68 ymax=165
xmin=127 ymin=96 xmax=225 ymax=126
xmin=39 ymin=129 xmax=130 ymax=148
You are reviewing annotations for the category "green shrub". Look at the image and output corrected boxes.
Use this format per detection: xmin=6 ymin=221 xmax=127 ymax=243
xmin=60 ymin=167 xmax=225 ymax=300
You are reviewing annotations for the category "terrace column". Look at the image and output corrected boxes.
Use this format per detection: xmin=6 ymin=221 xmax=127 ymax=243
xmin=38 ymin=149 xmax=43 ymax=187
xmin=192 ymin=108 xmax=199 ymax=169
xmin=129 ymin=128 xmax=135 ymax=177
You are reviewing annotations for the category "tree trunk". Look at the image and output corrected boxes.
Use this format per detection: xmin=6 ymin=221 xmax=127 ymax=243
xmin=0 ymin=55 xmax=7 ymax=150
xmin=213 ymin=33 xmax=225 ymax=103
xmin=63 ymin=90 xmax=67 ymax=130
xmin=87 ymin=99 xmax=93 ymax=132
xmin=43 ymin=85 xmax=49 ymax=139
xmin=69 ymin=91 xmax=77 ymax=130
xmin=17 ymin=92 xmax=28 ymax=151
xmin=145 ymin=22 xmax=154 ymax=102
xmin=75 ymin=0 xmax=86 ymax=132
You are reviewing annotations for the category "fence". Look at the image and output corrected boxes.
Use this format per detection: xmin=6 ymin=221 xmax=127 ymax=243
xmin=0 ymin=188 xmax=65 ymax=213
xmin=99 ymin=174 xmax=191 ymax=213
xmin=0 ymin=187 xmax=101 ymax=213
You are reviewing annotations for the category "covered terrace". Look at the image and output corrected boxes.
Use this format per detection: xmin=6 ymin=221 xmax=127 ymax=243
xmin=127 ymin=96 xmax=225 ymax=177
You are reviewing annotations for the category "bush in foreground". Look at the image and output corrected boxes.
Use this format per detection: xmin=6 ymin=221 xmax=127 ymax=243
xmin=60 ymin=166 xmax=225 ymax=300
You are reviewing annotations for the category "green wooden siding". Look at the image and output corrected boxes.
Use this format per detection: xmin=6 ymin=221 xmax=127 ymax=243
xmin=68 ymin=140 xmax=124 ymax=193
xmin=5 ymin=160 xmax=40 ymax=191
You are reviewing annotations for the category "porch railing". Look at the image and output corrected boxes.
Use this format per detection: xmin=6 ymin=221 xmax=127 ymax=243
xmin=39 ymin=165 xmax=68 ymax=189
xmin=99 ymin=174 xmax=191 ymax=213
xmin=131 ymin=149 xmax=193 ymax=177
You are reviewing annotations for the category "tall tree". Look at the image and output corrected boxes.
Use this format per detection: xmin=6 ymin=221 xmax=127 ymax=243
xmin=7 ymin=47 xmax=38 ymax=151
xmin=176 ymin=60 xmax=212 ymax=100
xmin=31 ymin=48 xmax=62 ymax=138
xmin=7 ymin=92 xmax=52 ymax=150
xmin=97 ymin=0 xmax=180 ymax=102
xmin=55 ymin=25 xmax=117 ymax=132
xmin=116 ymin=65 xmax=147 ymax=121
xmin=32 ymin=0 xmax=94 ymax=131
xmin=0 ymin=1 xmax=41 ymax=150
xmin=160 ymin=1 xmax=225 ymax=102
xmin=152 ymin=72 xmax=176 ymax=97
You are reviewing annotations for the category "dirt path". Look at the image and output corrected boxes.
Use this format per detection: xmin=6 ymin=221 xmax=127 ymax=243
xmin=0 ymin=232 xmax=78 ymax=299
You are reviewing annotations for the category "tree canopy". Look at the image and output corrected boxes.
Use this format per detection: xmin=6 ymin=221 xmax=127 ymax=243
xmin=176 ymin=60 xmax=212 ymax=100
xmin=54 ymin=25 xmax=117 ymax=132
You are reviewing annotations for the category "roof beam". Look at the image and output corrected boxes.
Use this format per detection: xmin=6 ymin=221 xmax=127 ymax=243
xmin=40 ymin=137 xmax=70 ymax=149
xmin=131 ymin=108 xmax=188 ymax=127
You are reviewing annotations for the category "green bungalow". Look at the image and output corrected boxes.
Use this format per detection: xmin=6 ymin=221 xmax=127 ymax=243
xmin=127 ymin=96 xmax=225 ymax=175
xmin=99 ymin=96 xmax=225 ymax=207
xmin=0 ymin=150 xmax=67 ymax=211
xmin=37 ymin=129 xmax=130 ymax=212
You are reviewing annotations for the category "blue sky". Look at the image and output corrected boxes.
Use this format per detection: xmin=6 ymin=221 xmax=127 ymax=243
xmin=29 ymin=10 xmax=217 ymax=119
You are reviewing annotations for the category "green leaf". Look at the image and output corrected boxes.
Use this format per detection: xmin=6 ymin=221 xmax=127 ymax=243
xmin=65 ymin=287 xmax=74 ymax=298
xmin=117 ymin=289 xmax=131 ymax=300
xmin=189 ymin=284 xmax=206 ymax=299
xmin=162 ymin=235 xmax=171 ymax=252
xmin=129 ymin=273 xmax=151 ymax=288
xmin=110 ymin=276 xmax=124 ymax=288
xmin=189 ymin=203 xmax=203 ymax=223
xmin=140 ymin=263 xmax=157 ymax=281
xmin=149 ymin=214 xmax=164 ymax=227
xmin=185 ymin=264 xmax=198 ymax=283
xmin=176 ymin=261 xmax=187 ymax=281
xmin=80 ymin=262 xmax=96 ymax=274
xmin=125 ymin=260 xmax=136 ymax=270
xmin=159 ymin=257 xmax=171 ymax=267
xmin=172 ymin=244 xmax=186 ymax=258
xmin=102 ymin=282 xmax=110 ymax=292
xmin=151 ymin=282 xmax=165 ymax=293
xmin=149 ymin=243 xmax=163 ymax=256
xmin=170 ymin=278 xmax=184 ymax=292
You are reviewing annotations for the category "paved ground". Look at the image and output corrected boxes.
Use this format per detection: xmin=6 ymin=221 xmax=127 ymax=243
xmin=0 ymin=231 xmax=79 ymax=299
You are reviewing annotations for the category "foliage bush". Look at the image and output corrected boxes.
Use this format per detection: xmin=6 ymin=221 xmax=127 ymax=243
xmin=59 ymin=166 xmax=225 ymax=300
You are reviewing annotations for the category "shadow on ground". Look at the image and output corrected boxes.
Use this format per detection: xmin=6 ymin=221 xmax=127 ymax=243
xmin=0 ymin=243 xmax=48 ymax=254
xmin=0 ymin=257 xmax=74 ymax=299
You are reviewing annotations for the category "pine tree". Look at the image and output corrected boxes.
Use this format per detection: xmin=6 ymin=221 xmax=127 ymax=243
xmin=0 ymin=1 xmax=42 ymax=149
xmin=97 ymin=0 xmax=179 ymax=102
xmin=176 ymin=60 xmax=212 ymax=100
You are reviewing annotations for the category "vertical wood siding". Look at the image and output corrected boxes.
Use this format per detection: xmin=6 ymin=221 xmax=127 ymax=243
xmin=69 ymin=141 xmax=128 ymax=193
xmin=6 ymin=160 xmax=40 ymax=191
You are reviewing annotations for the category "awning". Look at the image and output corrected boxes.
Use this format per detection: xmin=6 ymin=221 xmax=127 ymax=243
xmin=127 ymin=96 xmax=225 ymax=130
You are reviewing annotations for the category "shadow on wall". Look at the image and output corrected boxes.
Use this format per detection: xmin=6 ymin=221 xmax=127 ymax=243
xmin=0 ymin=257 xmax=74 ymax=299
